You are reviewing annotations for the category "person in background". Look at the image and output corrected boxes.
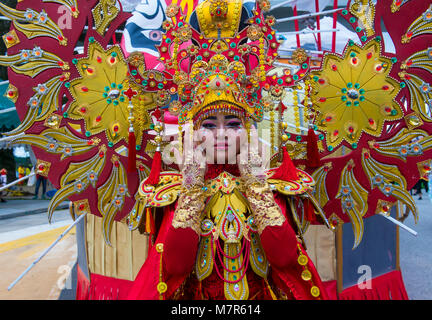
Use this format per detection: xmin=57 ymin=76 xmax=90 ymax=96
xmin=0 ymin=168 xmax=7 ymax=203
xmin=17 ymin=166 xmax=25 ymax=186
xmin=33 ymin=169 xmax=48 ymax=200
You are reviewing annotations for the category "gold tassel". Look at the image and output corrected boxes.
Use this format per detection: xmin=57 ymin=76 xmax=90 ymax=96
xmin=265 ymin=279 xmax=278 ymax=300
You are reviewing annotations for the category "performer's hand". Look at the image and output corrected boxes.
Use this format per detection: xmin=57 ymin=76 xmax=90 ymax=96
xmin=237 ymin=124 xmax=267 ymax=180
xmin=179 ymin=123 xmax=207 ymax=189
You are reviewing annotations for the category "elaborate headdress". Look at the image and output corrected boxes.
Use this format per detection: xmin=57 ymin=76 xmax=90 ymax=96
xmin=127 ymin=0 xmax=311 ymax=182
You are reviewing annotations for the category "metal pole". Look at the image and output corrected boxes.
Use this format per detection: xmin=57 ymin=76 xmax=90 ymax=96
xmin=379 ymin=213 xmax=418 ymax=236
xmin=269 ymin=0 xmax=297 ymax=11
xmin=276 ymin=8 xmax=344 ymax=23
xmin=0 ymin=173 xmax=35 ymax=192
xmin=8 ymin=212 xmax=88 ymax=291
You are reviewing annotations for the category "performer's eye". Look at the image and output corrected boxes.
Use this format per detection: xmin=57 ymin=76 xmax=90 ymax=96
xmin=202 ymin=122 xmax=216 ymax=129
xmin=226 ymin=121 xmax=242 ymax=129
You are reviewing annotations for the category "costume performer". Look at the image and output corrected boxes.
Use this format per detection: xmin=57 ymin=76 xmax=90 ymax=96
xmin=126 ymin=0 xmax=330 ymax=300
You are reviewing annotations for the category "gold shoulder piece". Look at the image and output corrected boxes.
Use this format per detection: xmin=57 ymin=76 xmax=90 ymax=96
xmin=266 ymin=169 xmax=315 ymax=195
xmin=127 ymin=172 xmax=182 ymax=230
xmin=138 ymin=172 xmax=183 ymax=207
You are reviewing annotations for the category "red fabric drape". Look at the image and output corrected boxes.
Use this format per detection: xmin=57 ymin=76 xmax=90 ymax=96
xmin=338 ymin=270 xmax=409 ymax=300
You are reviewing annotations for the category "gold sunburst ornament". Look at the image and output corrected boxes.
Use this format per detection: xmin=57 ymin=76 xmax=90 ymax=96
xmin=311 ymin=40 xmax=403 ymax=151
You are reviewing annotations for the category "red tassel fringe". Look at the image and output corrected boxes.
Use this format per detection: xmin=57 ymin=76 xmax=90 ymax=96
xmin=144 ymin=150 xmax=162 ymax=185
xmin=271 ymin=146 xmax=299 ymax=181
xmin=128 ymin=131 xmax=136 ymax=173
xmin=306 ymin=128 xmax=320 ymax=168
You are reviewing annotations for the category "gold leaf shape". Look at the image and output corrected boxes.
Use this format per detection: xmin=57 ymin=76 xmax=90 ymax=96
xmin=368 ymin=128 xmax=432 ymax=161
xmin=98 ymin=155 xmax=130 ymax=245
xmin=402 ymin=5 xmax=432 ymax=43
xmin=311 ymin=163 xmax=332 ymax=208
xmin=336 ymin=159 xmax=368 ymax=249
xmin=399 ymin=72 xmax=432 ymax=122
xmin=48 ymin=146 xmax=107 ymax=221
xmin=0 ymin=3 xmax=67 ymax=45
xmin=361 ymin=149 xmax=418 ymax=223
xmin=42 ymin=0 xmax=79 ymax=18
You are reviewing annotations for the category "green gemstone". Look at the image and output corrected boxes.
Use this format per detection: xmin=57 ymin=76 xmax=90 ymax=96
xmin=230 ymin=42 xmax=236 ymax=48
xmin=354 ymin=83 xmax=360 ymax=89
xmin=118 ymin=84 xmax=123 ymax=90
xmin=296 ymin=135 xmax=302 ymax=142
xmin=119 ymin=96 xmax=125 ymax=102
xmin=342 ymin=9 xmax=348 ymax=15
xmin=88 ymin=37 xmax=95 ymax=43
xmin=63 ymin=112 xmax=68 ymax=118
xmin=359 ymin=89 xmax=365 ymax=94
xmin=302 ymin=63 xmax=308 ymax=69
xmin=361 ymin=36 xmax=367 ymax=42
xmin=349 ymin=17 xmax=356 ymax=23
xmin=341 ymin=88 xmax=347 ymax=94
xmin=72 ymin=58 xmax=78 ymax=64
xmin=352 ymin=143 xmax=358 ymax=149
xmin=318 ymin=134 xmax=324 ymax=140
xmin=256 ymin=18 xmax=261 ymax=24
xmin=105 ymin=86 xmax=110 ymax=92
xmin=142 ymin=80 xmax=148 ymax=86
xmin=347 ymin=82 xmax=353 ymax=88
xmin=103 ymin=92 xmax=108 ymax=98
xmin=64 ymin=82 xmax=70 ymax=88
xmin=346 ymin=101 xmax=352 ymax=107
xmin=328 ymin=146 xmax=334 ymax=151
xmin=136 ymin=145 xmax=141 ymax=151
xmin=356 ymin=27 xmax=362 ymax=32
xmin=359 ymin=95 xmax=365 ymax=101
xmin=391 ymin=57 xmax=398 ymax=63
xmin=85 ymin=131 xmax=91 ymax=137
xmin=400 ymin=82 xmax=406 ymax=88
xmin=197 ymin=55 xmax=202 ymax=60
xmin=178 ymin=22 xmax=183 ymax=27
xmin=375 ymin=36 xmax=382 ymax=42
xmin=293 ymin=74 xmax=299 ymax=80
xmin=234 ymin=55 xmax=240 ymax=61
xmin=150 ymin=124 xmax=155 ymax=129
xmin=202 ymin=43 xmax=208 ymax=49
xmin=349 ymin=40 xmax=355 ymax=47
xmin=131 ymin=70 xmax=138 ymax=76
xmin=108 ymin=142 xmax=114 ymax=147
xmin=158 ymin=83 xmax=164 ymax=89
xmin=354 ymin=101 xmax=360 ymax=106
xmin=111 ymin=83 xmax=116 ymax=88
xmin=391 ymin=109 xmax=397 ymax=116
xmin=341 ymin=95 xmax=347 ymax=101
xmin=107 ymin=99 xmax=112 ymax=104
xmin=267 ymin=34 xmax=273 ymax=40
xmin=113 ymin=100 xmax=119 ymax=106
xmin=165 ymin=38 xmax=171 ymax=44
xmin=350 ymin=52 xmax=356 ymax=57
xmin=111 ymin=52 xmax=117 ymax=57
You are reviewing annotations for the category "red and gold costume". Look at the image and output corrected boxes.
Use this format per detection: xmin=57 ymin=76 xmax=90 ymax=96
xmin=126 ymin=0 xmax=331 ymax=300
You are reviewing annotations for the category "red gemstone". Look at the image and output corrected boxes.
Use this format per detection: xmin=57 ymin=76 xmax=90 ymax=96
xmin=331 ymin=64 xmax=337 ymax=71
xmin=348 ymin=127 xmax=354 ymax=133
xmin=81 ymin=87 xmax=88 ymax=92
xmin=110 ymin=57 xmax=116 ymax=64
xmin=114 ymin=126 xmax=119 ymax=132
xmin=318 ymin=79 xmax=325 ymax=85
xmin=396 ymin=0 xmax=402 ymax=5
xmin=99 ymin=151 xmax=104 ymax=157
xmin=367 ymin=52 xmax=373 ymax=59
xmin=406 ymin=59 xmax=413 ymax=66
xmin=6 ymin=35 xmax=13 ymax=42
xmin=325 ymin=116 xmax=332 ymax=122
xmin=87 ymin=68 xmax=94 ymax=74
xmin=333 ymin=130 xmax=339 ymax=136
xmin=114 ymin=161 xmax=120 ymax=167
xmin=71 ymin=6 xmax=76 ymax=12
xmin=96 ymin=116 xmax=102 ymax=122
xmin=385 ymin=106 xmax=391 ymax=113
xmin=352 ymin=57 xmax=358 ymax=64
xmin=319 ymin=97 xmax=327 ymax=102
xmin=382 ymin=85 xmax=389 ymax=91
xmin=368 ymin=118 xmax=375 ymax=125
xmin=406 ymin=31 xmax=413 ymax=38
xmin=58 ymin=35 xmax=64 ymax=41
xmin=364 ymin=152 xmax=370 ymax=159
xmin=97 ymin=56 xmax=102 ymax=63
xmin=376 ymin=65 xmax=383 ymax=71
xmin=38 ymin=165 xmax=45 ymax=171
xmin=382 ymin=205 xmax=389 ymax=212
xmin=80 ymin=107 xmax=87 ymax=113
xmin=79 ymin=204 xmax=85 ymax=211
xmin=7 ymin=90 xmax=14 ymax=97
xmin=58 ymin=61 xmax=64 ymax=67
xmin=373 ymin=143 xmax=380 ymax=149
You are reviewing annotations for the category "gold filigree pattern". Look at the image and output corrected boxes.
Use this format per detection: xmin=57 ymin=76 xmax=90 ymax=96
xmin=42 ymin=0 xmax=79 ymax=18
xmin=350 ymin=0 xmax=376 ymax=37
xmin=335 ymin=159 xmax=368 ymax=249
xmin=172 ymin=186 xmax=207 ymax=234
xmin=311 ymin=163 xmax=332 ymax=208
xmin=399 ymin=71 xmax=432 ymax=122
xmin=92 ymin=0 xmax=120 ymax=36
xmin=361 ymin=149 xmax=418 ymax=223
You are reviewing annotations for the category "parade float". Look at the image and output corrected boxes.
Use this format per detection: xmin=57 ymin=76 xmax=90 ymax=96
xmin=0 ymin=0 xmax=431 ymax=300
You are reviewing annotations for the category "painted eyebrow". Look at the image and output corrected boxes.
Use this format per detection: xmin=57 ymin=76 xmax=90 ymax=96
xmin=203 ymin=116 xmax=217 ymax=121
xmin=225 ymin=115 xmax=240 ymax=120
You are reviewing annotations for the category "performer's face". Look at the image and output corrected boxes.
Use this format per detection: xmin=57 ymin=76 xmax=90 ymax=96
xmin=198 ymin=113 xmax=246 ymax=164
